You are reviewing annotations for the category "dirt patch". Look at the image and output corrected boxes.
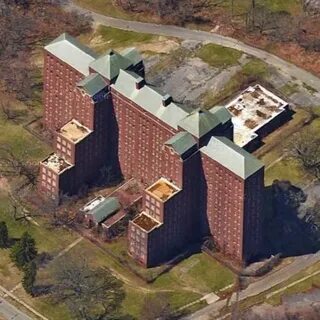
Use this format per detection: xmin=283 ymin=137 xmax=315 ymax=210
xmin=138 ymin=39 xmax=180 ymax=54
xmin=0 ymin=176 xmax=9 ymax=192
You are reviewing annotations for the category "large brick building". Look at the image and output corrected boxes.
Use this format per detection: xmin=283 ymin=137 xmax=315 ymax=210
xmin=40 ymin=33 xmax=265 ymax=267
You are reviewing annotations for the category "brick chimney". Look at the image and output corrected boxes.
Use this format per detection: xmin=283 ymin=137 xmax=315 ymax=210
xmin=162 ymin=94 xmax=172 ymax=107
xmin=135 ymin=77 xmax=145 ymax=90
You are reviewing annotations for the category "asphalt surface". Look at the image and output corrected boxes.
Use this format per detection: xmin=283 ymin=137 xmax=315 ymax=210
xmin=0 ymin=297 xmax=32 ymax=320
xmin=184 ymin=251 xmax=320 ymax=319
xmin=66 ymin=1 xmax=320 ymax=92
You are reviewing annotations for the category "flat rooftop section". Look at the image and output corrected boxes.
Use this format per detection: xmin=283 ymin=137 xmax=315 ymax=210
xmin=146 ymin=178 xmax=180 ymax=202
xmin=133 ymin=212 xmax=161 ymax=232
xmin=224 ymin=84 xmax=288 ymax=147
xmin=80 ymin=195 xmax=105 ymax=213
xmin=41 ymin=153 xmax=73 ymax=174
xmin=59 ymin=119 xmax=91 ymax=143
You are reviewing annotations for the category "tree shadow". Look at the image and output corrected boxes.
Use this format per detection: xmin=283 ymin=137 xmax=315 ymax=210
xmin=34 ymin=252 xmax=53 ymax=268
xmin=7 ymin=237 xmax=20 ymax=248
xmin=33 ymin=284 xmax=53 ymax=297
xmin=258 ymin=180 xmax=320 ymax=260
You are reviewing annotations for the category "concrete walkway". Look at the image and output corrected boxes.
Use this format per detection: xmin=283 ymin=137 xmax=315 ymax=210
xmin=66 ymin=1 xmax=320 ymax=92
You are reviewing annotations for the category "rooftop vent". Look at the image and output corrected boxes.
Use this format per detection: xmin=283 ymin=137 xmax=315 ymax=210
xmin=108 ymin=50 xmax=114 ymax=56
xmin=162 ymin=94 xmax=172 ymax=107
xmin=135 ymin=77 xmax=145 ymax=90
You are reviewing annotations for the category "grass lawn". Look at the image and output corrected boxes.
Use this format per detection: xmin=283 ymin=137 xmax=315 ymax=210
xmin=152 ymin=253 xmax=235 ymax=294
xmin=264 ymin=158 xmax=308 ymax=186
xmin=79 ymin=25 xmax=177 ymax=56
xmin=95 ymin=25 xmax=157 ymax=49
xmin=0 ymin=192 xmax=79 ymax=289
xmin=13 ymin=238 xmax=210 ymax=319
xmin=196 ymin=43 xmax=242 ymax=68
xmin=74 ymin=0 xmax=156 ymax=22
xmin=261 ymin=108 xmax=320 ymax=186
xmin=242 ymin=58 xmax=269 ymax=78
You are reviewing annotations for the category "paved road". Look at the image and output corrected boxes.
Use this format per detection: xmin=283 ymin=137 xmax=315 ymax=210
xmin=66 ymin=1 xmax=320 ymax=92
xmin=184 ymin=251 xmax=320 ymax=319
xmin=0 ymin=297 xmax=32 ymax=320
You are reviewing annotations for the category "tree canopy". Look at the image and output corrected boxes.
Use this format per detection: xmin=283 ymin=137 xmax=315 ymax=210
xmin=51 ymin=256 xmax=125 ymax=320
xmin=10 ymin=231 xmax=38 ymax=269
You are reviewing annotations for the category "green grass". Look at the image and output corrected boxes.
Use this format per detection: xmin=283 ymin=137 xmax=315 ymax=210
xmin=74 ymin=0 xmax=134 ymax=20
xmin=263 ymin=0 xmax=302 ymax=14
xmin=196 ymin=44 xmax=242 ymax=68
xmin=242 ymin=58 xmax=269 ymax=77
xmin=153 ymin=253 xmax=235 ymax=293
xmin=0 ymin=191 xmax=79 ymax=291
xmin=264 ymin=158 xmax=307 ymax=186
xmin=262 ymin=109 xmax=320 ymax=186
xmin=279 ymin=82 xmax=300 ymax=97
xmin=17 ymin=239 xmax=210 ymax=319
xmin=96 ymin=25 xmax=156 ymax=48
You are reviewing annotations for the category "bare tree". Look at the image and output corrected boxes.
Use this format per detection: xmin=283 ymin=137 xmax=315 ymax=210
xmin=0 ymin=146 xmax=38 ymax=187
xmin=141 ymin=293 xmax=176 ymax=320
xmin=51 ymin=256 xmax=125 ymax=320
xmin=287 ymin=129 xmax=320 ymax=180
xmin=39 ymin=196 xmax=77 ymax=228
xmin=7 ymin=193 xmax=38 ymax=222
xmin=0 ymin=100 xmax=26 ymax=123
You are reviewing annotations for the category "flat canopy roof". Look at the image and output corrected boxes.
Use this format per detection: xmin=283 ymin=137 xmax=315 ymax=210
xmin=133 ymin=212 xmax=161 ymax=232
xmin=146 ymin=178 xmax=180 ymax=202
xmin=225 ymin=84 xmax=288 ymax=147
xmin=59 ymin=119 xmax=91 ymax=143
xmin=41 ymin=153 xmax=73 ymax=174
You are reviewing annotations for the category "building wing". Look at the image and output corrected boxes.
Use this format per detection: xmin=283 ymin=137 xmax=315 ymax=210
xmin=200 ymin=136 xmax=264 ymax=179
xmin=45 ymin=33 xmax=98 ymax=76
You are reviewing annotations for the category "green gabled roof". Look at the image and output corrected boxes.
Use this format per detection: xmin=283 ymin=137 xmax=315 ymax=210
xmin=91 ymin=197 xmax=120 ymax=224
xmin=209 ymin=106 xmax=232 ymax=124
xmin=165 ymin=132 xmax=197 ymax=156
xmin=45 ymin=33 xmax=98 ymax=76
xmin=200 ymin=136 xmax=264 ymax=179
xmin=178 ymin=109 xmax=222 ymax=139
xmin=77 ymin=73 xmax=107 ymax=97
xmin=112 ymin=70 xmax=190 ymax=130
xmin=89 ymin=49 xmax=133 ymax=80
xmin=121 ymin=47 xmax=143 ymax=65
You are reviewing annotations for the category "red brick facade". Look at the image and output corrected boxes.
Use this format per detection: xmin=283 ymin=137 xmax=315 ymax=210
xmin=40 ymin=34 xmax=265 ymax=266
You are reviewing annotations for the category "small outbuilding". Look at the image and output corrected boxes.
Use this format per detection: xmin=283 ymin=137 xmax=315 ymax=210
xmin=81 ymin=196 xmax=121 ymax=228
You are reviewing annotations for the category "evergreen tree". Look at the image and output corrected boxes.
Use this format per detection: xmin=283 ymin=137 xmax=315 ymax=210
xmin=0 ymin=221 xmax=9 ymax=248
xmin=22 ymin=261 xmax=37 ymax=296
xmin=10 ymin=232 xmax=37 ymax=269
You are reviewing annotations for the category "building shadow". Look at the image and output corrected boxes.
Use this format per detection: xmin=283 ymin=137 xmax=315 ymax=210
xmin=258 ymin=181 xmax=320 ymax=260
